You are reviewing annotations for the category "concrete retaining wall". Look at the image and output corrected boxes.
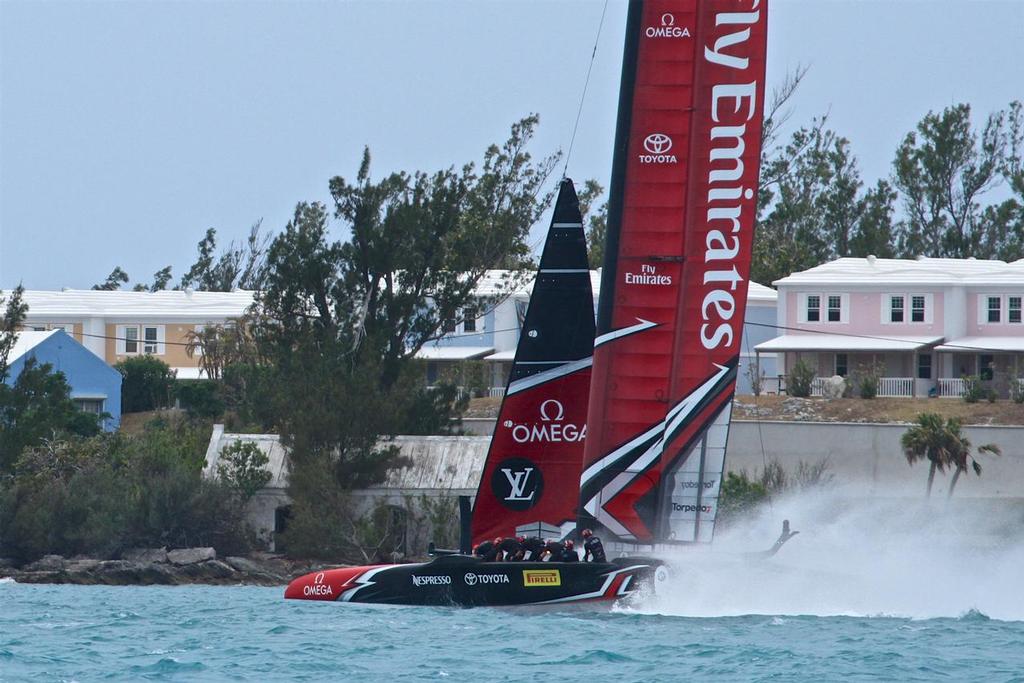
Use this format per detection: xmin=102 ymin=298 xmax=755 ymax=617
xmin=459 ymin=417 xmax=1024 ymax=497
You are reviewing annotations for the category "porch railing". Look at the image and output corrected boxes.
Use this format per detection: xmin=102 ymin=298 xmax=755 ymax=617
xmin=937 ymin=377 xmax=965 ymax=398
xmin=488 ymin=387 xmax=506 ymax=398
xmin=877 ymin=377 xmax=914 ymax=398
xmin=810 ymin=376 xmax=916 ymax=398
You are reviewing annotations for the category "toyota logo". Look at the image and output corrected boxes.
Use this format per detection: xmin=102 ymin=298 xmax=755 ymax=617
xmin=464 ymin=573 xmax=478 ymax=586
xmin=643 ymin=133 xmax=672 ymax=154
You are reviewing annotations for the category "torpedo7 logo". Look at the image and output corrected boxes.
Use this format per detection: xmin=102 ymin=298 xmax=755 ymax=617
xmin=492 ymin=457 xmax=544 ymax=511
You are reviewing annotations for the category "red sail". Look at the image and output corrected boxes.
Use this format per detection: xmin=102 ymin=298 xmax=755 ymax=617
xmin=471 ymin=179 xmax=595 ymax=545
xmin=580 ymin=0 xmax=768 ymax=546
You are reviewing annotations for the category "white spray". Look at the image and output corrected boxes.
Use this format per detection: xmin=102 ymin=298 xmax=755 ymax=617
xmin=628 ymin=484 xmax=1024 ymax=621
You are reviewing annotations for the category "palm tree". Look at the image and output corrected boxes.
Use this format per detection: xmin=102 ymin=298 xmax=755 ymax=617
xmin=901 ymin=413 xmax=1001 ymax=498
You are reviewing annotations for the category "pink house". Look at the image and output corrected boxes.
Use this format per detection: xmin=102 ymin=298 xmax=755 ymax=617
xmin=757 ymin=256 xmax=1024 ymax=398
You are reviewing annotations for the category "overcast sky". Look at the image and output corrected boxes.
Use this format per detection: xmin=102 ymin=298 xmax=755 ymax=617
xmin=2 ymin=0 xmax=1022 ymax=291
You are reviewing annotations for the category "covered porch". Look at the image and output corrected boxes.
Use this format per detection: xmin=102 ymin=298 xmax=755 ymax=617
xmin=933 ymin=337 xmax=1024 ymax=399
xmin=755 ymin=334 xmax=944 ymax=398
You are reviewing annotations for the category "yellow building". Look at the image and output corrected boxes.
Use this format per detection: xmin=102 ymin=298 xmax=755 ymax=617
xmin=19 ymin=289 xmax=254 ymax=378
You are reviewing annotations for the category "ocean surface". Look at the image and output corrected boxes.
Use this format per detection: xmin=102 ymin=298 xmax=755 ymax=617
xmin=3 ymin=579 xmax=1024 ymax=682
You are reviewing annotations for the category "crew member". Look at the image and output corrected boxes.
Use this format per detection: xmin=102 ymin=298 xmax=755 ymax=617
xmin=561 ymin=539 xmax=579 ymax=562
xmin=541 ymin=539 xmax=563 ymax=562
xmin=519 ymin=536 xmax=546 ymax=561
xmin=581 ymin=528 xmax=606 ymax=563
xmin=473 ymin=538 xmax=499 ymax=562
xmin=496 ymin=536 xmax=523 ymax=562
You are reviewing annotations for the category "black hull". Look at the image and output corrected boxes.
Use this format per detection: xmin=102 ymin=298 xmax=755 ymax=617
xmin=285 ymin=555 xmax=661 ymax=607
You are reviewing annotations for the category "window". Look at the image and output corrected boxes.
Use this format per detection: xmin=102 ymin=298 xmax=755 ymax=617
xmin=143 ymin=326 xmax=159 ymax=354
xmin=806 ymin=295 xmax=821 ymax=322
xmin=911 ymin=296 xmax=926 ymax=323
xmin=979 ymin=354 xmax=994 ymax=381
xmin=835 ymin=353 xmax=848 ymax=377
xmin=827 ymin=296 xmax=842 ymax=322
xmin=118 ymin=325 xmax=163 ymax=355
xmin=441 ymin=318 xmax=456 ymax=334
xmin=462 ymin=307 xmax=477 ymax=333
xmin=918 ymin=354 xmax=932 ymax=380
xmin=890 ymin=295 xmax=905 ymax=323
xmin=124 ymin=326 xmax=139 ymax=354
xmin=988 ymin=296 xmax=1001 ymax=323
xmin=73 ymin=398 xmax=105 ymax=414
xmin=1011 ymin=297 xmax=1022 ymax=324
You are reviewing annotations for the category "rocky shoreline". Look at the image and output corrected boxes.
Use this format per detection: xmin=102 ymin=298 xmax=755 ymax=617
xmin=0 ymin=548 xmax=334 ymax=587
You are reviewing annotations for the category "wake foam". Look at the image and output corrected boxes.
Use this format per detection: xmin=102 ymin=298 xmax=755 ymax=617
xmin=632 ymin=486 xmax=1024 ymax=621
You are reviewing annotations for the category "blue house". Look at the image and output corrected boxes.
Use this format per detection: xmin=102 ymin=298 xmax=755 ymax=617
xmin=5 ymin=330 xmax=122 ymax=430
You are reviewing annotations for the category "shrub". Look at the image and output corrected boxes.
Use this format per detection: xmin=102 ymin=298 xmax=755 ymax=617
xmin=745 ymin=359 xmax=765 ymax=397
xmin=961 ymin=374 xmax=983 ymax=403
xmin=858 ymin=364 xmax=881 ymax=399
xmin=176 ymin=380 xmax=225 ymax=419
xmin=115 ymin=356 xmax=176 ymax=412
xmin=787 ymin=359 xmax=815 ymax=398
xmin=1011 ymin=373 xmax=1024 ymax=404
xmin=217 ymin=440 xmax=271 ymax=501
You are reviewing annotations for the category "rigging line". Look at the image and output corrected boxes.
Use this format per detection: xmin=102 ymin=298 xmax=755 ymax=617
xmin=562 ymin=0 xmax=610 ymax=179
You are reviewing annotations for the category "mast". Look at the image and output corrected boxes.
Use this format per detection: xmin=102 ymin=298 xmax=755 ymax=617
xmin=579 ymin=0 xmax=769 ymax=549
xmin=470 ymin=179 xmax=595 ymax=544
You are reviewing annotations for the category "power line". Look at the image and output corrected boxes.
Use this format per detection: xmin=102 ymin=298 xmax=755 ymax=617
xmin=562 ymin=0 xmax=610 ymax=179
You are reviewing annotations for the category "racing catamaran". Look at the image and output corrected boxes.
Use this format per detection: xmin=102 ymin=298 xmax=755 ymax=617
xmin=286 ymin=0 xmax=772 ymax=607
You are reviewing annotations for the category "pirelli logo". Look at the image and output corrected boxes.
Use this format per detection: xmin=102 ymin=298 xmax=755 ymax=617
xmin=523 ymin=569 xmax=561 ymax=587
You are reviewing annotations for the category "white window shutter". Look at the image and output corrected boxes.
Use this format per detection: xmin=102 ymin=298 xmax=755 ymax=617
xmin=156 ymin=325 xmax=166 ymax=355
xmin=116 ymin=326 xmax=127 ymax=354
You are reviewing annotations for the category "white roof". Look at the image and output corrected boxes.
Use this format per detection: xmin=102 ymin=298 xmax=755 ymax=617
xmin=484 ymin=350 xmax=516 ymax=361
xmin=21 ymin=289 xmax=254 ymax=319
xmin=756 ymin=333 xmax=943 ymax=353
xmin=774 ymin=256 xmax=1008 ymax=287
xmin=746 ymin=281 xmax=777 ymax=303
xmin=934 ymin=337 xmax=1024 ymax=353
xmin=414 ymin=345 xmax=494 ymax=360
xmin=509 ymin=269 xmax=774 ymax=303
xmin=5 ymin=330 xmax=59 ymax=364
xmin=171 ymin=367 xmax=210 ymax=380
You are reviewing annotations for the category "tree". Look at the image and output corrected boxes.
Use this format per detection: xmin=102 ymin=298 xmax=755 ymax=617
xmin=179 ymin=221 xmax=270 ymax=292
xmin=92 ymin=267 xmax=130 ymax=291
xmin=114 ymin=356 xmax=176 ymax=412
xmin=752 ymin=119 xmax=896 ymax=284
xmin=900 ymin=413 xmax=1001 ymax=498
xmin=892 ymin=103 xmax=1011 ymax=259
xmin=576 ymin=179 xmax=608 ymax=267
xmin=0 ymin=286 xmax=27 ymax=381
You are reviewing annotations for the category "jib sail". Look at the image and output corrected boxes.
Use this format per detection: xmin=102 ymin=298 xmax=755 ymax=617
xmin=579 ymin=0 xmax=768 ymax=548
xmin=470 ymin=178 xmax=596 ymax=544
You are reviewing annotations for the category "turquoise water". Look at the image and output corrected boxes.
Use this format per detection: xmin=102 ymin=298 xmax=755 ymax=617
xmin=3 ymin=581 xmax=1024 ymax=682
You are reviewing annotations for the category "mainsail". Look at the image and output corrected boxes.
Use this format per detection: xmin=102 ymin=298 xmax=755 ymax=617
xmin=579 ymin=0 xmax=769 ymax=548
xmin=470 ymin=178 xmax=595 ymax=544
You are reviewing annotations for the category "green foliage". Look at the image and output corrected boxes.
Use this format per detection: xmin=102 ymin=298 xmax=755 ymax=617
xmin=893 ymin=103 xmax=1016 ymax=259
xmin=175 ymin=379 xmax=225 ymax=419
xmin=787 ymin=359 xmax=815 ymax=398
xmin=0 ymin=358 xmax=103 ymax=473
xmin=179 ymin=221 xmax=269 ymax=292
xmin=92 ymin=266 xmax=130 ymax=291
xmin=961 ymin=374 xmax=983 ymax=403
xmin=1011 ymin=372 xmax=1024 ymax=404
xmin=902 ymin=412 xmax=1002 ymax=497
xmin=718 ymin=472 xmax=768 ymax=522
xmin=855 ymin=362 xmax=883 ymax=399
xmin=0 ymin=285 xmax=28 ymax=381
xmin=0 ymin=420 xmax=254 ymax=562
xmin=115 ymin=355 xmax=175 ymax=412
xmin=577 ymin=179 xmax=607 ymax=267
xmin=216 ymin=440 xmax=271 ymax=501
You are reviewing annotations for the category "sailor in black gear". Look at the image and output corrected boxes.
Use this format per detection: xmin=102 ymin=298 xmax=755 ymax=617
xmin=496 ymin=536 xmax=523 ymax=561
xmin=519 ymin=536 xmax=546 ymax=561
xmin=541 ymin=539 xmax=563 ymax=561
xmin=581 ymin=528 xmax=606 ymax=563
xmin=473 ymin=539 xmax=498 ymax=562
xmin=561 ymin=539 xmax=579 ymax=562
